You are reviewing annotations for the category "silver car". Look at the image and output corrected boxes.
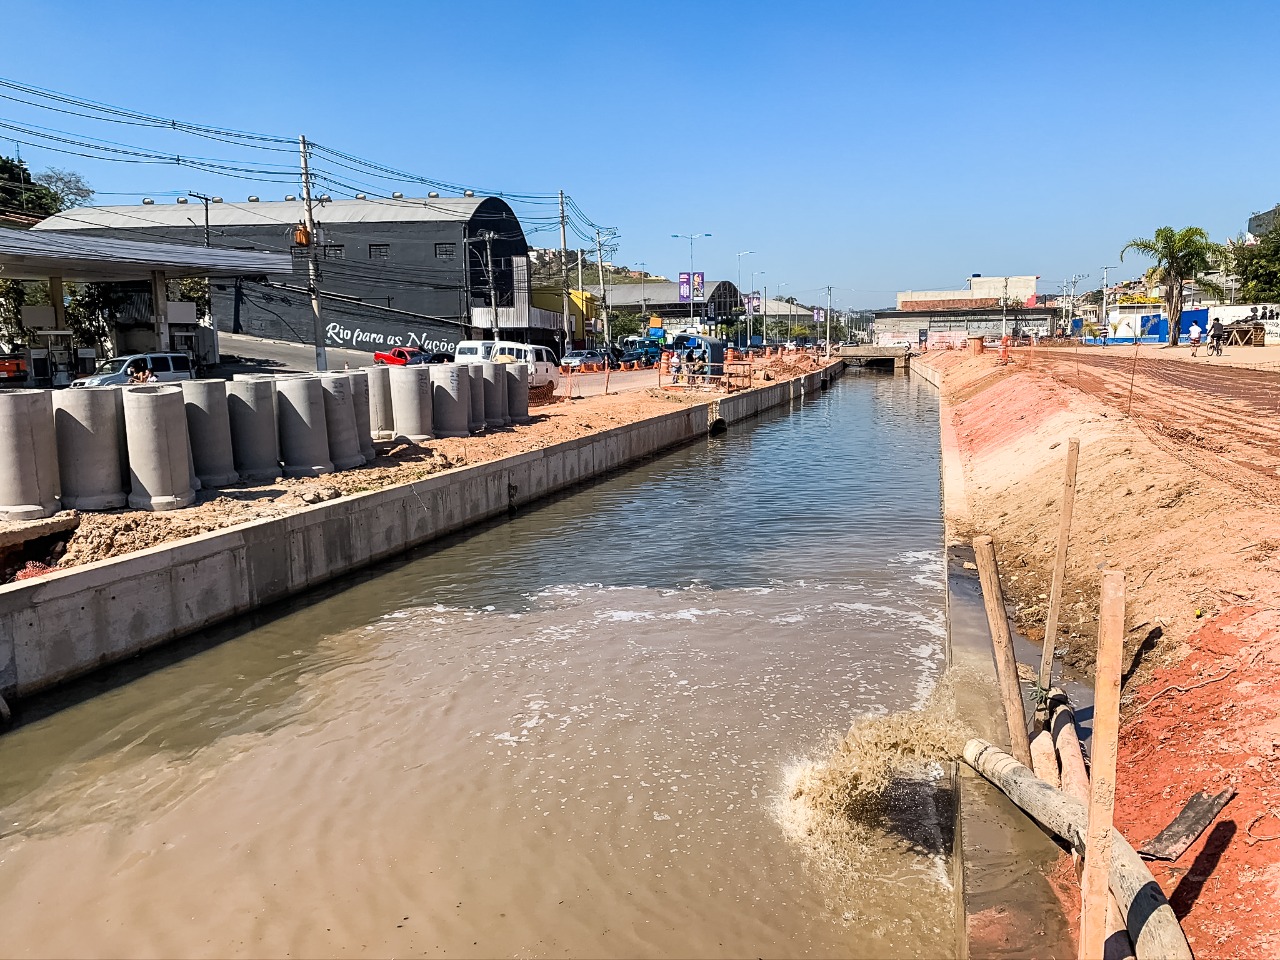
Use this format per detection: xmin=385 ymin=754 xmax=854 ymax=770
xmin=72 ymin=352 xmax=195 ymax=387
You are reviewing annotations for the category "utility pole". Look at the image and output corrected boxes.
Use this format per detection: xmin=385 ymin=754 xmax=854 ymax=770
xmin=188 ymin=191 xmax=220 ymax=364
xmin=1099 ymin=265 xmax=1115 ymax=340
xmin=826 ymin=286 xmax=833 ymax=358
xmin=484 ymin=229 xmax=498 ymax=341
xmin=596 ymin=229 xmax=611 ymax=347
xmin=559 ymin=190 xmax=571 ymax=351
xmin=298 ymin=135 xmax=328 ymax=371
xmin=1001 ymin=276 xmax=1008 ymax=340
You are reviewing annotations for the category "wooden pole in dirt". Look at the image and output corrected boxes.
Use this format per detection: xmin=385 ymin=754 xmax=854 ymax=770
xmin=1038 ymin=437 xmax=1080 ymax=719
xmin=1081 ymin=570 xmax=1126 ymax=960
xmin=973 ymin=535 xmax=1033 ymax=768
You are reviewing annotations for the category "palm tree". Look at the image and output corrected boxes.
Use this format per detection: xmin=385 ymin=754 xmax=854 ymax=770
xmin=1120 ymin=227 xmax=1224 ymax=345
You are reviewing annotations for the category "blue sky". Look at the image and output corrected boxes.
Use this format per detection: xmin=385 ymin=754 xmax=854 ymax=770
xmin=3 ymin=0 xmax=1278 ymax=308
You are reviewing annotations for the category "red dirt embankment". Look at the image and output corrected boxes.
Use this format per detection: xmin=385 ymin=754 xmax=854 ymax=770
xmin=920 ymin=348 xmax=1280 ymax=959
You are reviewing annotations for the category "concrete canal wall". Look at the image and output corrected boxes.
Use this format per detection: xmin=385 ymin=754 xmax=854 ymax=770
xmin=0 ymin=365 xmax=840 ymax=701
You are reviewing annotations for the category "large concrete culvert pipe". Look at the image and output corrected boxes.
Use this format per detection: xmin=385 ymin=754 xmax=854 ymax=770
xmin=318 ymin=372 xmax=366 ymax=471
xmin=364 ymin=364 xmax=393 ymax=440
xmin=181 ymin=380 xmax=240 ymax=488
xmin=466 ymin=364 xmax=485 ymax=434
xmin=481 ymin=362 xmax=510 ymax=428
xmin=275 ymin=376 xmax=334 ymax=478
xmin=52 ymin=386 xmax=127 ymax=510
xmin=388 ymin=365 xmax=433 ymax=442
xmin=346 ymin=369 xmax=376 ymax=463
xmin=122 ymin=385 xmax=196 ymax=511
xmin=429 ymin=364 xmax=471 ymax=438
xmin=506 ymin=363 xmax=531 ymax=425
xmin=226 ymin=378 xmax=281 ymax=483
xmin=0 ymin=389 xmax=61 ymax=520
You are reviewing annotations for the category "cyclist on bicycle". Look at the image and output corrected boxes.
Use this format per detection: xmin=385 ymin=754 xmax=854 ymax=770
xmin=1208 ymin=318 xmax=1224 ymax=356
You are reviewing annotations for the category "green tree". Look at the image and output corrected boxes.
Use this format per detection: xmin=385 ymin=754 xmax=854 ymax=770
xmin=1232 ymin=229 xmax=1280 ymax=303
xmin=0 ymin=156 xmax=60 ymax=218
xmin=0 ymin=278 xmax=29 ymax=346
xmin=65 ymin=282 xmax=130 ymax=350
xmin=1120 ymin=226 xmax=1224 ymax=345
xmin=609 ymin=311 xmax=644 ymax=342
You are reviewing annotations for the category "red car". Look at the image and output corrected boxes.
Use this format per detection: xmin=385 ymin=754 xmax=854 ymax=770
xmin=372 ymin=346 xmax=422 ymax=365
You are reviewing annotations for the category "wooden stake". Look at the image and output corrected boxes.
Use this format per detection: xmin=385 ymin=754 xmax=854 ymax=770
xmin=973 ymin=535 xmax=1033 ymax=768
xmin=1038 ymin=437 xmax=1080 ymax=715
xmin=1081 ymin=570 xmax=1125 ymax=960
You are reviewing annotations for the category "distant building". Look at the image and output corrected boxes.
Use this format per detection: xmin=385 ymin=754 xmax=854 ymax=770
xmin=1248 ymin=203 xmax=1280 ymax=237
xmin=896 ymin=275 xmax=1037 ymax=311
xmin=33 ymin=196 xmax=562 ymax=354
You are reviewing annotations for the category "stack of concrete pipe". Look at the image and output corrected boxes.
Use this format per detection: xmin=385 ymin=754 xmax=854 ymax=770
xmin=122 ymin=385 xmax=197 ymax=511
xmin=52 ymin=387 xmax=127 ymax=510
xmin=0 ymin=389 xmax=61 ymax=520
xmin=275 ymin=376 xmax=334 ymax=478
xmin=481 ymin=362 xmax=510 ymax=428
xmin=227 ymin=376 xmax=281 ymax=482
xmin=346 ymin=369 xmax=377 ymax=463
xmin=465 ymin=364 xmax=486 ymax=434
xmin=182 ymin=380 xmax=240 ymax=488
xmin=506 ymin=363 xmax=532 ymax=425
xmin=430 ymin=364 xmax=471 ymax=438
xmin=364 ymin=364 xmax=393 ymax=440
xmin=389 ymin=365 xmax=433 ymax=442
xmin=318 ymin=373 xmax=366 ymax=471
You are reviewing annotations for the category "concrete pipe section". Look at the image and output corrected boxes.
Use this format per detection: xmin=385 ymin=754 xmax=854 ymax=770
xmin=275 ymin=376 xmax=335 ymax=478
xmin=429 ymin=364 xmax=471 ymax=438
xmin=226 ymin=378 xmax=281 ymax=483
xmin=318 ymin=373 xmax=366 ymax=471
xmin=52 ymin=386 xmax=128 ymax=511
xmin=0 ymin=389 xmax=61 ymax=520
xmin=389 ymin=365 xmax=433 ymax=442
xmin=346 ymin=369 xmax=377 ymax=463
xmin=122 ymin=385 xmax=197 ymax=512
xmin=364 ymin=364 xmax=394 ymax=440
xmin=481 ymin=362 xmax=510 ymax=428
xmin=181 ymin=380 xmax=240 ymax=488
xmin=466 ymin=364 xmax=486 ymax=434
xmin=506 ymin=363 xmax=532 ymax=425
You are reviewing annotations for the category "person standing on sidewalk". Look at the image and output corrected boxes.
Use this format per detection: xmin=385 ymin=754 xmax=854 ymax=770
xmin=1188 ymin=319 xmax=1203 ymax=357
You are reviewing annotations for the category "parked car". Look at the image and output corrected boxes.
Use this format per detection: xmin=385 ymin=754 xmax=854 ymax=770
xmin=561 ymin=349 xmax=618 ymax=370
xmin=372 ymin=346 xmax=422 ymax=365
xmin=72 ymin=352 xmax=195 ymax=387
xmin=619 ymin=347 xmax=659 ymax=367
xmin=406 ymin=351 xmax=455 ymax=365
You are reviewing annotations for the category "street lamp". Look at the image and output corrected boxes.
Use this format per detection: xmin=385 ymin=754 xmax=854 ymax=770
xmin=672 ymin=233 xmax=711 ymax=327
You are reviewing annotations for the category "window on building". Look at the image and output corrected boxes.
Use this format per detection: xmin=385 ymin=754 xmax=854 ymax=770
xmin=435 ymin=242 xmax=456 ymax=260
xmin=323 ymin=244 xmax=345 ymax=259
xmin=368 ymin=243 xmax=390 ymax=260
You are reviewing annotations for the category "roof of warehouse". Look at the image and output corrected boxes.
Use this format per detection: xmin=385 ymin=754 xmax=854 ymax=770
xmin=0 ymin=226 xmax=292 ymax=281
xmin=33 ymin=196 xmax=496 ymax=232
xmin=587 ymin=280 xmax=740 ymax=307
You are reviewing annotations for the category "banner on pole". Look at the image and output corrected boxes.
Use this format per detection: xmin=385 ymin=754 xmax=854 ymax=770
xmin=814 ymin=308 xmax=824 ymax=323
xmin=692 ymin=272 xmax=705 ymax=302
xmin=678 ymin=273 xmax=692 ymax=303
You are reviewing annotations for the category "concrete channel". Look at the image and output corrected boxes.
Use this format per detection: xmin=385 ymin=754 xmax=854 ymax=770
xmin=914 ymin=353 xmax=1074 ymax=958
xmin=0 ymin=365 xmax=841 ymax=703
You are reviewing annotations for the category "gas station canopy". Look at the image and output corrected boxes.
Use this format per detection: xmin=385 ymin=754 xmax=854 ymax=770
xmin=0 ymin=226 xmax=290 ymax=282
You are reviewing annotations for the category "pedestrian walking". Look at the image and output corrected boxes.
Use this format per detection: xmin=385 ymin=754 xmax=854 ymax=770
xmin=1188 ymin=320 xmax=1203 ymax=357
xmin=1100 ymin=326 xmax=1109 ymax=348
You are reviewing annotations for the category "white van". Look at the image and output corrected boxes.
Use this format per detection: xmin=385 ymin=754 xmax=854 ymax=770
xmin=490 ymin=341 xmax=559 ymax=388
xmin=72 ymin=352 xmax=195 ymax=387
xmin=456 ymin=339 xmax=558 ymax=388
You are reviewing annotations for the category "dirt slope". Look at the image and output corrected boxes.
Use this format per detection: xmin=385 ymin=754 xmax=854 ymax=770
xmin=921 ymin=348 xmax=1280 ymax=958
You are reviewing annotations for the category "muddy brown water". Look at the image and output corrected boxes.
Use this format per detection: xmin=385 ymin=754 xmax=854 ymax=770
xmin=0 ymin=371 xmax=953 ymax=959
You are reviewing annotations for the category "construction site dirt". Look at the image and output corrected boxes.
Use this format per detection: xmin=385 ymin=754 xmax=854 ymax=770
xmin=918 ymin=346 xmax=1280 ymax=959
